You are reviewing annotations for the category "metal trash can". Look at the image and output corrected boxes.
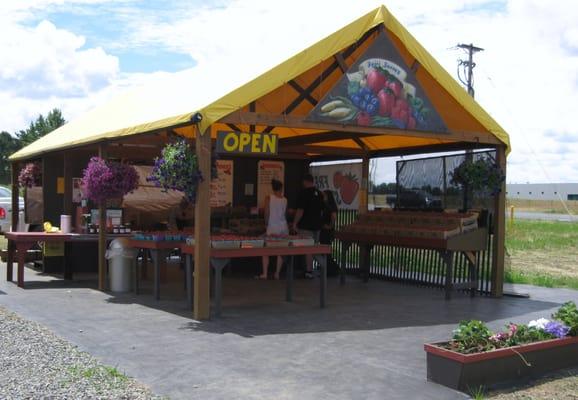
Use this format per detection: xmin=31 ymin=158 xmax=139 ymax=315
xmin=106 ymin=238 xmax=136 ymax=292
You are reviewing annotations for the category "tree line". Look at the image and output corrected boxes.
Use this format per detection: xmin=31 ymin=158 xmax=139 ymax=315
xmin=0 ymin=109 xmax=65 ymax=185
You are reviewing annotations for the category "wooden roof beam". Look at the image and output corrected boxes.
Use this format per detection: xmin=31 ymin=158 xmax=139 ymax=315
xmin=219 ymin=111 xmax=501 ymax=145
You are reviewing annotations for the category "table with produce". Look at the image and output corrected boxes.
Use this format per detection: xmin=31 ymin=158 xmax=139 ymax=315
xmin=129 ymin=232 xmax=330 ymax=316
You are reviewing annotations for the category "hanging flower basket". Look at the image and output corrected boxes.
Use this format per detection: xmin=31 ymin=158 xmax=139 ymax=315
xmin=450 ymin=155 xmax=505 ymax=195
xmin=82 ymin=157 xmax=139 ymax=204
xmin=18 ymin=162 xmax=42 ymax=188
xmin=147 ymin=139 xmax=203 ymax=203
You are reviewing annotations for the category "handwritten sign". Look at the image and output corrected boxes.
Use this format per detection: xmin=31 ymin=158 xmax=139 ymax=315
xmin=210 ymin=160 xmax=234 ymax=207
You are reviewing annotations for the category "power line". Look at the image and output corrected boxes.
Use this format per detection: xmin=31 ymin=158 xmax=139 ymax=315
xmin=478 ymin=68 xmax=575 ymax=218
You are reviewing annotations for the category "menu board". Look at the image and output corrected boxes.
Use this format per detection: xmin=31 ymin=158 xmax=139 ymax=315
xmin=257 ymin=160 xmax=285 ymax=208
xmin=210 ymin=160 xmax=234 ymax=207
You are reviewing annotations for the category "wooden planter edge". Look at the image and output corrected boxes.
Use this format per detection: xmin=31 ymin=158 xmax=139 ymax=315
xmin=424 ymin=336 xmax=578 ymax=363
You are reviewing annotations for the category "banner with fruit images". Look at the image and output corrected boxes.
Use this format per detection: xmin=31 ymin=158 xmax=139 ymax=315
xmin=307 ymin=31 xmax=446 ymax=132
xmin=311 ymin=162 xmax=362 ymax=210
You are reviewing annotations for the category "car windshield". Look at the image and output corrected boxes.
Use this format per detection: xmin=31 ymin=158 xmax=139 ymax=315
xmin=0 ymin=187 xmax=11 ymax=197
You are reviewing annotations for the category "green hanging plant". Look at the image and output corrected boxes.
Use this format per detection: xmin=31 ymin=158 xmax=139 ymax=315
xmin=450 ymin=155 xmax=504 ymax=195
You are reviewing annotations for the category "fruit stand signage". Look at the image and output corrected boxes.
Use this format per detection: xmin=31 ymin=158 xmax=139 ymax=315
xmin=210 ymin=160 xmax=234 ymax=207
xmin=311 ymin=162 xmax=361 ymax=210
xmin=216 ymin=131 xmax=278 ymax=155
xmin=307 ymin=31 xmax=446 ymax=132
xmin=257 ymin=160 xmax=284 ymax=208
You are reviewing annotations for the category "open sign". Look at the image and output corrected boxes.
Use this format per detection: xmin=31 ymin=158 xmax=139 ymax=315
xmin=216 ymin=131 xmax=278 ymax=155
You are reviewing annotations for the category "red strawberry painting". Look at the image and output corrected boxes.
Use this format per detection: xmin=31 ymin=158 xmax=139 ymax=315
xmin=333 ymin=171 xmax=359 ymax=205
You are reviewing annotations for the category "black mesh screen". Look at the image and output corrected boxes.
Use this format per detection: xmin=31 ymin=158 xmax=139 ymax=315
xmin=396 ymin=150 xmax=497 ymax=211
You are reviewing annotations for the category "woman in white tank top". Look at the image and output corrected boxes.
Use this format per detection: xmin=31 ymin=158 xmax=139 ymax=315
xmin=257 ymin=179 xmax=288 ymax=279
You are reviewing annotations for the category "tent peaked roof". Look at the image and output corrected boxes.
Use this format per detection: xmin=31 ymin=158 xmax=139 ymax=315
xmin=10 ymin=5 xmax=510 ymax=161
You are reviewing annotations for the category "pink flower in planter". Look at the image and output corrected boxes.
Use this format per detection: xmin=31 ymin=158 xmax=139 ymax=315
xmin=508 ymin=323 xmax=518 ymax=337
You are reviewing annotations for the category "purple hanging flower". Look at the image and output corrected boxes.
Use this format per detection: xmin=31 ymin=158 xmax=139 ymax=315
xmin=147 ymin=139 xmax=202 ymax=203
xmin=18 ymin=162 xmax=42 ymax=188
xmin=82 ymin=157 xmax=139 ymax=204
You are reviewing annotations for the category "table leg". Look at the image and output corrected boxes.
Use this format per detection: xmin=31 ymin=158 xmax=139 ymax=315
xmin=186 ymin=254 xmax=193 ymax=310
xmin=133 ymin=249 xmax=140 ymax=295
xmin=63 ymin=243 xmax=73 ymax=281
xmin=442 ymin=250 xmax=454 ymax=300
xmin=210 ymin=258 xmax=229 ymax=318
xmin=141 ymin=249 xmax=148 ymax=280
xmin=340 ymin=243 xmax=349 ymax=286
xmin=6 ymin=240 xmax=14 ymax=282
xmin=16 ymin=242 xmax=33 ymax=288
xmin=150 ymin=249 xmax=161 ymax=300
xmin=318 ymin=255 xmax=327 ymax=308
xmin=286 ymin=256 xmax=294 ymax=302
xmin=361 ymin=244 xmax=370 ymax=283
xmin=467 ymin=252 xmax=478 ymax=298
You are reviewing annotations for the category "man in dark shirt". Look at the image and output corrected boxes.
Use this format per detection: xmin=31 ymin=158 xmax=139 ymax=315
xmin=292 ymin=173 xmax=323 ymax=278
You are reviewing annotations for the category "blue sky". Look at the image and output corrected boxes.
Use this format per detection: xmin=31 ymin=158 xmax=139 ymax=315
xmin=1 ymin=0 xmax=577 ymax=183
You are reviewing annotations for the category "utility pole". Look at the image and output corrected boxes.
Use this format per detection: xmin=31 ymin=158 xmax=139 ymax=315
xmin=457 ymin=43 xmax=484 ymax=98
xmin=455 ymin=43 xmax=484 ymax=211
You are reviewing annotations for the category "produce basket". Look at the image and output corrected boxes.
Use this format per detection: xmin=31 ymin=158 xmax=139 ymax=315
xmin=211 ymin=240 xmax=241 ymax=249
xmin=290 ymin=237 xmax=315 ymax=247
xmin=265 ymin=239 xmax=290 ymax=247
xmin=241 ymin=239 xmax=265 ymax=248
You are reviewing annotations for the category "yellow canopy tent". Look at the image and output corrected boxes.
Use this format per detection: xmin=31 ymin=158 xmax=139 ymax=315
xmin=9 ymin=5 xmax=510 ymax=319
xmin=10 ymin=5 xmax=509 ymax=162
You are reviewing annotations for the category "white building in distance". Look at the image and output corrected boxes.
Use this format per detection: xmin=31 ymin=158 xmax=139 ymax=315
xmin=506 ymin=183 xmax=578 ymax=201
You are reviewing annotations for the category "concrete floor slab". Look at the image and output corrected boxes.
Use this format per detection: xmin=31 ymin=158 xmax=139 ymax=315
xmin=1 ymin=263 xmax=577 ymax=399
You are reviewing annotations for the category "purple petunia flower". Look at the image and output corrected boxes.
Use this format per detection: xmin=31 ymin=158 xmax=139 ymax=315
xmin=544 ymin=321 xmax=570 ymax=338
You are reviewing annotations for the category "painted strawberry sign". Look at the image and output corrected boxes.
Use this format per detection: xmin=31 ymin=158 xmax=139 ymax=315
xmin=311 ymin=163 xmax=362 ymax=210
xmin=308 ymin=32 xmax=446 ymax=132
xmin=333 ymin=171 xmax=359 ymax=205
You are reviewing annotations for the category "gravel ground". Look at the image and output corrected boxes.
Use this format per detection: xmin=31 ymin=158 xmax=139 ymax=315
xmin=0 ymin=306 xmax=165 ymax=400
xmin=489 ymin=367 xmax=578 ymax=400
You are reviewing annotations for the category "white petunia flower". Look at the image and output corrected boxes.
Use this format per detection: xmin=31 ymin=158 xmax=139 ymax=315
xmin=528 ymin=318 xmax=550 ymax=330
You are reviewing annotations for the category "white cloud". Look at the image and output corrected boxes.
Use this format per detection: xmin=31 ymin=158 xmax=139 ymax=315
xmin=0 ymin=20 xmax=119 ymax=98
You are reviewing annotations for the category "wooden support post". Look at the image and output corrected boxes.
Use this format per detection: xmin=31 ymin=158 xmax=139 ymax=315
xmin=491 ymin=145 xmax=507 ymax=297
xmin=359 ymin=157 xmax=370 ymax=280
xmin=98 ymin=144 xmax=107 ymax=291
xmin=194 ymin=127 xmax=212 ymax=320
xmin=11 ymin=162 xmax=19 ymax=231
xmin=359 ymin=157 xmax=370 ymax=214
xmin=63 ymin=153 xmax=73 ymax=217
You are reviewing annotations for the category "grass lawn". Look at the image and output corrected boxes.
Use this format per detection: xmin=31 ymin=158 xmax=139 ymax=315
xmin=505 ymin=220 xmax=578 ymax=289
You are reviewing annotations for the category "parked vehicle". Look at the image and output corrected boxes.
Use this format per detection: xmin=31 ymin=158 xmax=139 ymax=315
xmin=0 ymin=186 xmax=25 ymax=232
xmin=394 ymin=189 xmax=443 ymax=210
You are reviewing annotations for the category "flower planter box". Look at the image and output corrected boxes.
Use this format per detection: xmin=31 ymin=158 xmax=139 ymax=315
xmin=424 ymin=336 xmax=578 ymax=392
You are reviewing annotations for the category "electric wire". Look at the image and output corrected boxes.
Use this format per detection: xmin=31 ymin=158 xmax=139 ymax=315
xmin=478 ymin=68 xmax=575 ymax=219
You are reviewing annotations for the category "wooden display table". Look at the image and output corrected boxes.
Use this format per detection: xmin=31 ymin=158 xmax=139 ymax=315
xmin=2 ymin=232 xmax=130 ymax=287
xmin=127 ymin=239 xmax=183 ymax=300
xmin=180 ymin=244 xmax=331 ymax=317
xmin=181 ymin=245 xmax=331 ymax=316
xmin=335 ymin=228 xmax=488 ymax=299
